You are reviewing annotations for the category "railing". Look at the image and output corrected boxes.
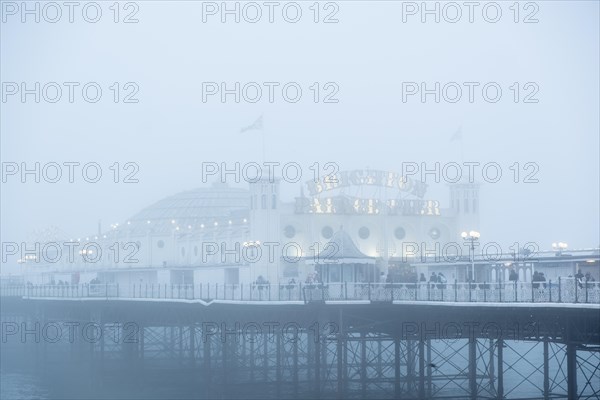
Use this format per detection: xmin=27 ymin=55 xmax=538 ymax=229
xmin=1 ymin=278 xmax=599 ymax=304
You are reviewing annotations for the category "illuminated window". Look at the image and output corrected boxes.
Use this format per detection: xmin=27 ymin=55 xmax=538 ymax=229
xmin=429 ymin=228 xmax=441 ymax=240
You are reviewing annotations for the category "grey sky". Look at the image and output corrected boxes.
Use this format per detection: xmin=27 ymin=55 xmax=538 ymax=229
xmin=1 ymin=1 xmax=599 ymax=262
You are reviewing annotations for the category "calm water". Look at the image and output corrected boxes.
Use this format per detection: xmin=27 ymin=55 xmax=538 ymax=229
xmin=0 ymin=371 xmax=49 ymax=400
xmin=0 ymin=341 xmax=561 ymax=400
xmin=2 ymin=327 xmax=597 ymax=400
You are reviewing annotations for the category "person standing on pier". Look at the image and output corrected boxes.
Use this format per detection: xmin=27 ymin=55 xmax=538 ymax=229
xmin=429 ymin=272 xmax=438 ymax=287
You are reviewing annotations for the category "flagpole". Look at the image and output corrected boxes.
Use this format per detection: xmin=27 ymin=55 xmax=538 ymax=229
xmin=262 ymin=129 xmax=266 ymax=164
xmin=451 ymin=125 xmax=464 ymax=164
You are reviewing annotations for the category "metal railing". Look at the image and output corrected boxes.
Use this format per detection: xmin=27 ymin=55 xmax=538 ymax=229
xmin=1 ymin=278 xmax=599 ymax=304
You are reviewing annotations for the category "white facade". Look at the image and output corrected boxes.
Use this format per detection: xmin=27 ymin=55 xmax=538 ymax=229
xmin=18 ymin=171 xmax=485 ymax=286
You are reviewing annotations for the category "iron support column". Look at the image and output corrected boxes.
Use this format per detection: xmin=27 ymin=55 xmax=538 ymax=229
xmin=567 ymin=342 xmax=577 ymax=399
xmin=469 ymin=338 xmax=477 ymax=400
xmin=418 ymin=339 xmax=425 ymax=399
xmin=543 ymin=340 xmax=549 ymax=399
xmin=497 ymin=339 xmax=503 ymax=399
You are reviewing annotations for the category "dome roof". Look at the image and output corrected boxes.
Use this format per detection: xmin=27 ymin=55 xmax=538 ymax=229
xmin=116 ymin=183 xmax=249 ymax=235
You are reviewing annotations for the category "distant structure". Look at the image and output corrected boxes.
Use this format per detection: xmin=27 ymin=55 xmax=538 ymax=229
xmin=11 ymin=169 xmax=599 ymax=286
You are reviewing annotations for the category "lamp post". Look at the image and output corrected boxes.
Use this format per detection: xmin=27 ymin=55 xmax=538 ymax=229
xmin=552 ymin=242 xmax=568 ymax=256
xmin=461 ymin=231 xmax=480 ymax=282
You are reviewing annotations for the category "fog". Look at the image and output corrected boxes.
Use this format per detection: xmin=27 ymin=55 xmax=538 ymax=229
xmin=1 ymin=2 xmax=599 ymax=399
xmin=2 ymin=2 xmax=598 ymax=256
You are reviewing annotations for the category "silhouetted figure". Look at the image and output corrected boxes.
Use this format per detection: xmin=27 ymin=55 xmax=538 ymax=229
xmin=429 ymin=272 xmax=437 ymax=283
xmin=437 ymin=273 xmax=447 ymax=284
xmin=256 ymin=275 xmax=268 ymax=289
xmin=379 ymin=272 xmax=387 ymax=283
xmin=540 ymin=272 xmax=547 ymax=289
xmin=313 ymin=272 xmax=321 ymax=284
xmin=532 ymin=271 xmax=540 ymax=289
xmin=575 ymin=270 xmax=584 ymax=288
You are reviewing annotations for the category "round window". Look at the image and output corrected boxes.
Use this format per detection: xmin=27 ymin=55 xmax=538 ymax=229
xmin=157 ymin=240 xmax=165 ymax=249
xmin=284 ymin=225 xmax=296 ymax=238
xmin=359 ymin=227 xmax=370 ymax=239
xmin=394 ymin=227 xmax=406 ymax=240
xmin=322 ymin=226 xmax=333 ymax=239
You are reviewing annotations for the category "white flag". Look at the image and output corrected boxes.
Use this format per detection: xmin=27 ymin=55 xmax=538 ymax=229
xmin=240 ymin=115 xmax=263 ymax=133
xmin=450 ymin=126 xmax=462 ymax=142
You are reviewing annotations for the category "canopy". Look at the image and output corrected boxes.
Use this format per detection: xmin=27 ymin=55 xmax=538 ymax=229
xmin=307 ymin=228 xmax=376 ymax=265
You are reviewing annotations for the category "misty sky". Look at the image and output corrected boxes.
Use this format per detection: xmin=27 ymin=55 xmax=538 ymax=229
xmin=1 ymin=1 xmax=599 ymax=264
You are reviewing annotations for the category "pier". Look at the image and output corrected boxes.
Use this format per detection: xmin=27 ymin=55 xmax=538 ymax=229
xmin=2 ymin=281 xmax=599 ymax=399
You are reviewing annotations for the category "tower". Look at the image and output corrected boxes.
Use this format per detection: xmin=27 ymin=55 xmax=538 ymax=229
xmin=449 ymin=182 xmax=481 ymax=240
xmin=249 ymin=173 xmax=281 ymax=283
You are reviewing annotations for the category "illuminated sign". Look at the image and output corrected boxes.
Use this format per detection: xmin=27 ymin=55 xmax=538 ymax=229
xmin=295 ymin=196 xmax=441 ymax=216
xmin=306 ymin=169 xmax=428 ymax=198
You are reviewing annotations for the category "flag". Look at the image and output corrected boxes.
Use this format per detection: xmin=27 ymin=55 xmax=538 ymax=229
xmin=450 ymin=126 xmax=462 ymax=142
xmin=240 ymin=115 xmax=263 ymax=133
